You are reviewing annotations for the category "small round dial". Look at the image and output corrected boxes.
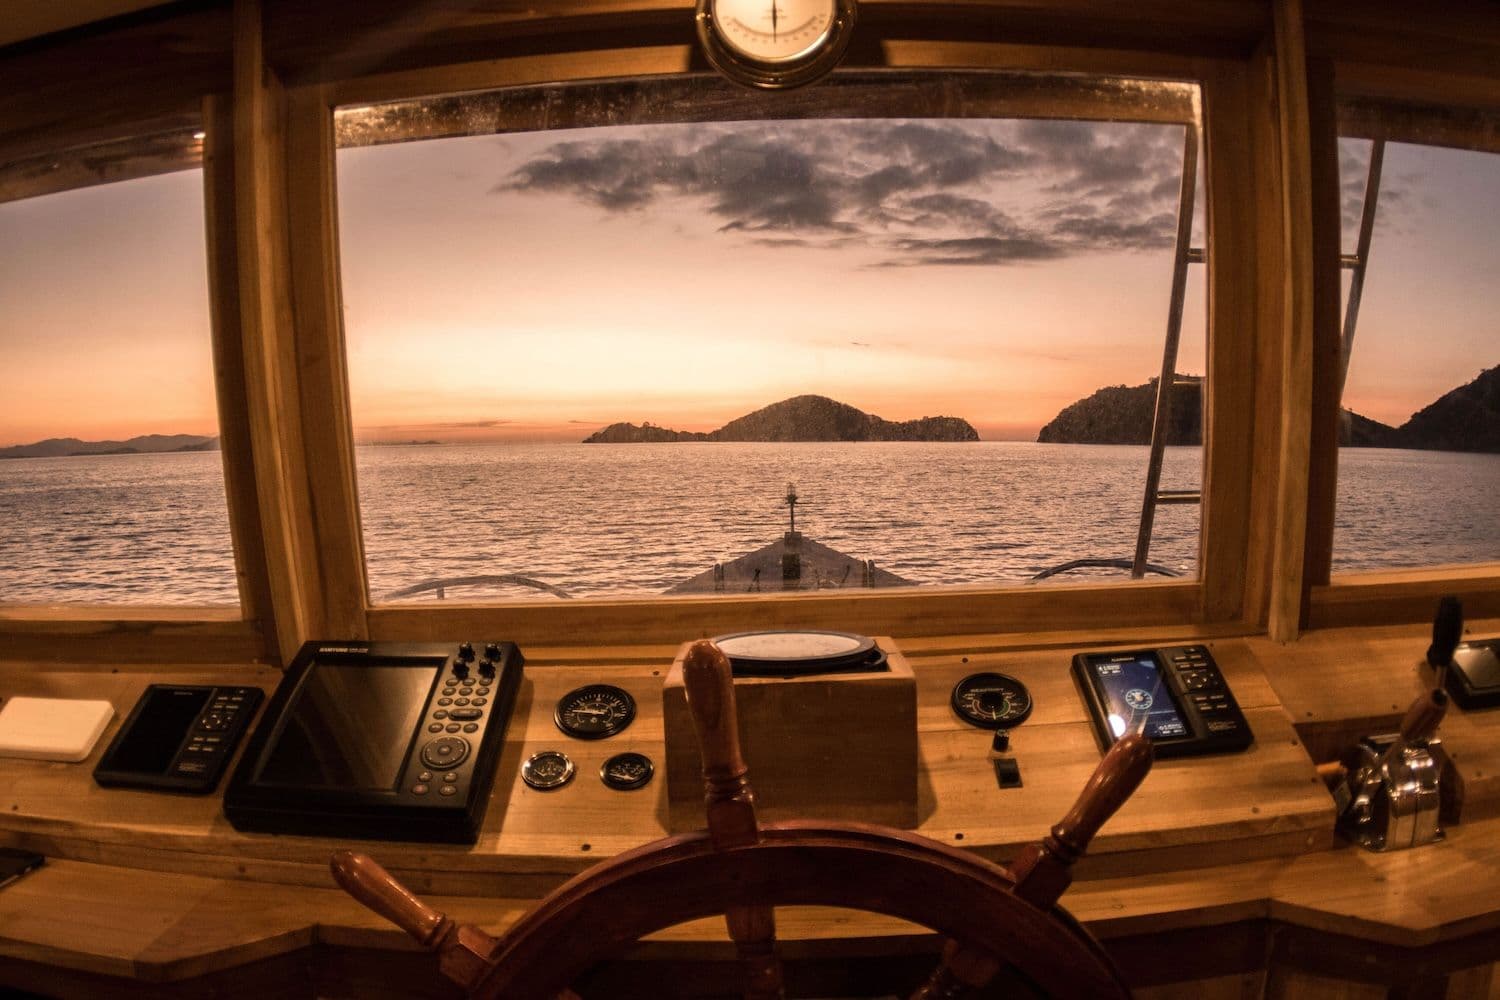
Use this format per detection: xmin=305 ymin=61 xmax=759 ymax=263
xmin=521 ymin=750 xmax=576 ymax=790
xmin=951 ymin=673 xmax=1034 ymax=730
xmin=696 ymin=0 xmax=858 ymax=91
xmin=555 ymin=685 xmax=637 ymax=740
xmin=600 ymin=752 xmax=655 ymax=791
xmin=711 ymin=0 xmax=836 ymax=64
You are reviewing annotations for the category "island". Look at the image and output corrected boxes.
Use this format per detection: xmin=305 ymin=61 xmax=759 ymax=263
xmin=583 ymin=395 xmax=979 ymax=443
xmin=0 ymin=434 xmax=219 ymax=460
xmin=1038 ymin=364 xmax=1499 ymax=453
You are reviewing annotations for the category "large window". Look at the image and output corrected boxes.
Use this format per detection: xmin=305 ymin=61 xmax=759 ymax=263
xmin=0 ymin=137 xmax=239 ymax=605
xmin=1333 ymin=121 xmax=1500 ymax=573
xmin=335 ymin=74 xmax=1208 ymax=603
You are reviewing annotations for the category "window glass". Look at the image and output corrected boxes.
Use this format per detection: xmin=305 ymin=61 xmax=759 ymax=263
xmin=336 ymin=76 xmax=1207 ymax=603
xmin=1334 ymin=136 xmax=1500 ymax=571
xmin=0 ymin=154 xmax=239 ymax=605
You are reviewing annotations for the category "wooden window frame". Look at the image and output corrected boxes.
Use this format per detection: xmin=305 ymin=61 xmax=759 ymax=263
xmin=1299 ymin=41 xmax=1500 ymax=630
xmin=271 ymin=22 xmax=1274 ymax=651
xmin=22 ymin=2 xmax=1496 ymax=661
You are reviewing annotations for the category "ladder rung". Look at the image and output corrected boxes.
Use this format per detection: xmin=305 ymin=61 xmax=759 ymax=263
xmin=1341 ymin=253 xmax=1361 ymax=268
xmin=1155 ymin=490 xmax=1201 ymax=505
xmin=1172 ymin=375 xmax=1202 ymax=386
xmin=1186 ymin=248 xmax=1205 ymax=263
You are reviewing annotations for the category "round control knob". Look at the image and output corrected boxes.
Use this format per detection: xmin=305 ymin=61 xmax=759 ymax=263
xmin=457 ymin=642 xmax=475 ymax=662
xmin=420 ymin=736 xmax=471 ymax=770
xmin=484 ymin=642 xmax=502 ymax=661
xmin=452 ymin=659 xmax=470 ymax=680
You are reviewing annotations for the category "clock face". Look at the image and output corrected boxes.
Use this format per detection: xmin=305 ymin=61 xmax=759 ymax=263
xmin=710 ymin=0 xmax=837 ymax=64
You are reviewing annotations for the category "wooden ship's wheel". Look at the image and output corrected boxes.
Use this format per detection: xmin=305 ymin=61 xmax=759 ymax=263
xmin=333 ymin=640 xmax=1154 ymax=999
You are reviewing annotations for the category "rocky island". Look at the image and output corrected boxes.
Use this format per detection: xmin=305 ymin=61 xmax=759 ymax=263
xmin=584 ymin=395 xmax=979 ymax=443
xmin=1038 ymin=364 xmax=1500 ymax=452
xmin=0 ymin=434 xmax=219 ymax=459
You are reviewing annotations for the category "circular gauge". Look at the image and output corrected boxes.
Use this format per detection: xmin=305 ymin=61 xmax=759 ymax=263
xmin=555 ymin=684 xmax=637 ymax=740
xmin=951 ymin=673 xmax=1034 ymax=729
xmin=600 ymin=752 xmax=655 ymax=791
xmin=1124 ymin=688 xmax=1154 ymax=712
xmin=521 ymin=750 xmax=576 ymax=790
xmin=696 ymin=0 xmax=858 ymax=91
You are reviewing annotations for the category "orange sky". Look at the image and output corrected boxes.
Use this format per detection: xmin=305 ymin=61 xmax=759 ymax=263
xmin=0 ymin=127 xmax=1494 ymax=449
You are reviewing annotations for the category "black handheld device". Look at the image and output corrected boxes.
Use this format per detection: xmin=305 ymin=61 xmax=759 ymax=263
xmin=94 ymin=685 xmax=264 ymax=793
xmin=223 ymin=640 xmax=523 ymax=843
xmin=1073 ymin=645 xmax=1253 ymax=758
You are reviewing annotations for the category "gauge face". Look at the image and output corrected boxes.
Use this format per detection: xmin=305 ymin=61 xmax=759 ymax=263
xmin=555 ymin=685 xmax=637 ymax=740
xmin=696 ymin=0 xmax=857 ymax=90
xmin=951 ymin=673 xmax=1034 ymax=730
xmin=521 ymin=750 xmax=575 ymax=790
xmin=709 ymin=0 xmax=837 ymax=63
xmin=1123 ymin=688 xmax=1154 ymax=712
xmin=600 ymin=752 xmax=655 ymax=791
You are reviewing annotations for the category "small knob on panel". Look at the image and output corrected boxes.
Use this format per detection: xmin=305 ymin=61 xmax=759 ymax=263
xmin=457 ymin=642 xmax=475 ymax=662
xmin=479 ymin=659 xmax=496 ymax=679
xmin=452 ymin=660 xmax=470 ymax=680
xmin=484 ymin=643 xmax=502 ymax=662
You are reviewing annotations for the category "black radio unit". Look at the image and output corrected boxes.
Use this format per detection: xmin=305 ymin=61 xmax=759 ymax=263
xmin=1073 ymin=645 xmax=1253 ymax=758
xmin=94 ymin=685 xmax=263 ymax=793
xmin=224 ymin=640 xmax=523 ymax=843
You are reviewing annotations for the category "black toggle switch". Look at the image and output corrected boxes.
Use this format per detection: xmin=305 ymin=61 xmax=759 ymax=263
xmin=993 ymin=757 xmax=1022 ymax=789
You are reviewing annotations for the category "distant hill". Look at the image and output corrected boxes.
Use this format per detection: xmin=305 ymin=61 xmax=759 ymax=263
xmin=0 ymin=434 xmax=219 ymax=459
xmin=1037 ymin=377 xmax=1203 ymax=445
xmin=584 ymin=395 xmax=979 ymax=443
xmin=1398 ymin=364 xmax=1500 ymax=453
xmin=1040 ymin=367 xmax=1500 ymax=452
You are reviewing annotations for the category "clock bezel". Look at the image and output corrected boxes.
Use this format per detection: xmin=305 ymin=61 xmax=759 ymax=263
xmin=696 ymin=0 xmax=859 ymax=91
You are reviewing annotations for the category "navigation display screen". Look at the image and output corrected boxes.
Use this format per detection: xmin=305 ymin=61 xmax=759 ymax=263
xmin=1090 ymin=653 xmax=1189 ymax=740
xmin=256 ymin=662 xmax=435 ymax=790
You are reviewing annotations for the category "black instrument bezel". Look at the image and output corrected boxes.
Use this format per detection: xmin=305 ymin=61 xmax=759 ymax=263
xmin=950 ymin=672 xmax=1033 ymax=730
xmin=554 ymin=684 xmax=637 ymax=740
xmin=224 ymin=640 xmax=523 ymax=843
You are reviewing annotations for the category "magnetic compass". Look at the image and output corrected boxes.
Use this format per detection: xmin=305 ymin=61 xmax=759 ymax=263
xmin=555 ymin=684 xmax=636 ymax=740
xmin=951 ymin=673 xmax=1034 ymax=729
xmin=600 ymin=752 xmax=655 ymax=791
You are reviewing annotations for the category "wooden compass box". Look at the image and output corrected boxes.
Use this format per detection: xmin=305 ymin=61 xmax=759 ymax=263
xmin=662 ymin=637 xmax=918 ymax=833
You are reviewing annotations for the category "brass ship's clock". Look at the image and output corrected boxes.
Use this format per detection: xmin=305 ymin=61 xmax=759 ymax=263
xmin=696 ymin=0 xmax=858 ymax=90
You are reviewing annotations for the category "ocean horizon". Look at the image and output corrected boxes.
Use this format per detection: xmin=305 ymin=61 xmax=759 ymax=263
xmin=1 ymin=441 xmax=1496 ymax=605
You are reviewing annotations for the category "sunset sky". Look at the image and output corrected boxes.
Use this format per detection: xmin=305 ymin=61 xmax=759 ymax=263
xmin=0 ymin=118 xmax=1494 ymax=448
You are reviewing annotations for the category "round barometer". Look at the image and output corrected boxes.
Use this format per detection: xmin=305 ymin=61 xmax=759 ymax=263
xmin=696 ymin=0 xmax=859 ymax=90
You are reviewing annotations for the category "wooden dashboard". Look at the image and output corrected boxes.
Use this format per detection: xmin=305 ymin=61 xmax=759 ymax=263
xmin=0 ymin=619 xmax=1498 ymax=998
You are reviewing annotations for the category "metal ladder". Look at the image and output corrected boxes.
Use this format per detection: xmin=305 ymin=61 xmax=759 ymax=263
xmin=1128 ymin=123 xmax=1203 ymax=578
xmin=1131 ymin=134 xmax=1386 ymax=577
xmin=1032 ymin=124 xmax=1204 ymax=582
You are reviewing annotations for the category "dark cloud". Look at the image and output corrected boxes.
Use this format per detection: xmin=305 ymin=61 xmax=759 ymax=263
xmin=883 ymin=235 xmax=1067 ymax=267
xmin=500 ymin=118 xmax=1189 ymax=266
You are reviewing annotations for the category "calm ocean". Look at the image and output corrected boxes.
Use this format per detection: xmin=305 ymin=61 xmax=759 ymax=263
xmin=2 ymin=442 xmax=1497 ymax=605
